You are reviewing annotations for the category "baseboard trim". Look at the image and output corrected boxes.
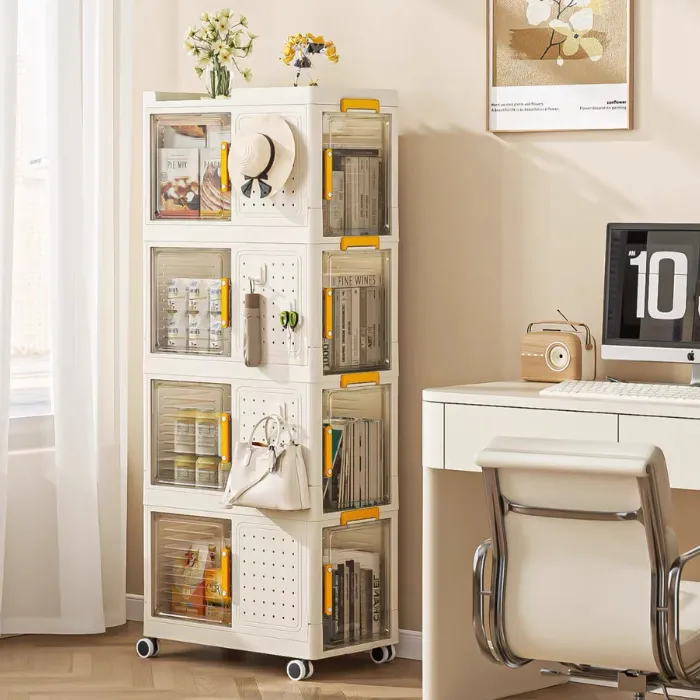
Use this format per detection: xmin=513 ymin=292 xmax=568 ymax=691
xmin=126 ymin=594 xmax=144 ymax=623
xmin=395 ymin=628 xmax=422 ymax=660
xmin=125 ymin=594 xmax=422 ymax=660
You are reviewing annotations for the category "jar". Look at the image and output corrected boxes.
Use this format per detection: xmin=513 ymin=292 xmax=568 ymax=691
xmin=196 ymin=456 xmax=220 ymax=488
xmin=174 ymin=455 xmax=196 ymax=485
xmin=174 ymin=408 xmax=197 ymax=453
xmin=195 ymin=410 xmax=219 ymax=455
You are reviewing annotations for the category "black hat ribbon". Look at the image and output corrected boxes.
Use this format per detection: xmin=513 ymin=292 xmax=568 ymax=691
xmin=241 ymin=134 xmax=275 ymax=199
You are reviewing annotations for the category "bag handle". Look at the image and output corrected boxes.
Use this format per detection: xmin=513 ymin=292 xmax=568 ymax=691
xmin=248 ymin=413 xmax=297 ymax=449
xmin=249 ymin=414 xmax=283 ymax=447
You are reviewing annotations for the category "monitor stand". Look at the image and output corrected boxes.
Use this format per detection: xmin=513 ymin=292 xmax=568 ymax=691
xmin=692 ymin=365 xmax=700 ymax=387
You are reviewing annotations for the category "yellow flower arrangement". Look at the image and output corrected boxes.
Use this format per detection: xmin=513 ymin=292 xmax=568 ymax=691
xmin=281 ymin=32 xmax=340 ymax=86
xmin=184 ymin=9 xmax=258 ymax=98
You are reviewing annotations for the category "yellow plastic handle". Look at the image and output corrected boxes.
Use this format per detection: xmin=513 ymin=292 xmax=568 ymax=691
xmin=340 ymin=236 xmax=380 ymax=251
xmin=221 ymin=142 xmax=230 ymax=193
xmin=323 ymin=425 xmax=334 ymax=478
xmin=220 ymin=278 xmax=230 ymax=329
xmin=340 ymin=507 xmax=380 ymax=526
xmin=340 ymin=98 xmax=380 ymax=113
xmin=220 ymin=547 xmax=231 ymax=600
xmin=323 ymin=149 xmax=334 ymax=201
xmin=323 ymin=288 xmax=334 ymax=340
xmin=219 ymin=413 xmax=231 ymax=462
xmin=323 ymin=565 xmax=333 ymax=616
xmin=340 ymin=372 xmax=380 ymax=389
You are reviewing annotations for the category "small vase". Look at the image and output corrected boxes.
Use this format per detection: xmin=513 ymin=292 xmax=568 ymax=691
xmin=204 ymin=64 xmax=232 ymax=99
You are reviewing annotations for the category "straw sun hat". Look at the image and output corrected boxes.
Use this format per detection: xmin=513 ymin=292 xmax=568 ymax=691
xmin=229 ymin=115 xmax=296 ymax=199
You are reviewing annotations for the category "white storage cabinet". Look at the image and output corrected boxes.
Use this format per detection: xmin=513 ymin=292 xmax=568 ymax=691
xmin=138 ymin=88 xmax=400 ymax=679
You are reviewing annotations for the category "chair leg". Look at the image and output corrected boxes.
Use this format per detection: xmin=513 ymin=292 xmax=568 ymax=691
xmin=632 ymin=694 xmax=645 ymax=700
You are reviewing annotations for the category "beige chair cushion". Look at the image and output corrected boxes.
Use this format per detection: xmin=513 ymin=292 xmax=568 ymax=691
xmin=476 ymin=438 xmax=679 ymax=673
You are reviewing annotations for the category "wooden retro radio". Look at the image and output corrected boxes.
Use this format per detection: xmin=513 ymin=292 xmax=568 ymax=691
xmin=521 ymin=321 xmax=596 ymax=382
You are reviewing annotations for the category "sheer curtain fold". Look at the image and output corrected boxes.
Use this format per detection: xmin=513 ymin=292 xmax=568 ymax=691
xmin=0 ymin=1 xmax=19 ymax=635
xmin=0 ymin=0 xmax=129 ymax=635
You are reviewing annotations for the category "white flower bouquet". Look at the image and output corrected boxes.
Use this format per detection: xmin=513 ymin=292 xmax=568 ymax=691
xmin=184 ymin=10 xmax=257 ymax=98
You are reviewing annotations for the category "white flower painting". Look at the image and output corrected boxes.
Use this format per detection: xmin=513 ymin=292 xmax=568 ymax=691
xmin=489 ymin=0 xmax=632 ymax=132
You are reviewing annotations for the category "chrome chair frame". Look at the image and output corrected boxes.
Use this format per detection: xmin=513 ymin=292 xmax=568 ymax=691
xmin=472 ymin=464 xmax=700 ymax=695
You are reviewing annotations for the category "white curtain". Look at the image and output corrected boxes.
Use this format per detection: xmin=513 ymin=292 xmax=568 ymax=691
xmin=0 ymin=0 xmax=131 ymax=634
xmin=0 ymin=3 xmax=19 ymax=635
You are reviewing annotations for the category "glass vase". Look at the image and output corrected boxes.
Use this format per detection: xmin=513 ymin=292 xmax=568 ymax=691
xmin=204 ymin=64 xmax=232 ymax=99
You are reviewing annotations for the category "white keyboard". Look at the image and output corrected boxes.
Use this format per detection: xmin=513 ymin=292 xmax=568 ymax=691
xmin=540 ymin=380 xmax=700 ymax=404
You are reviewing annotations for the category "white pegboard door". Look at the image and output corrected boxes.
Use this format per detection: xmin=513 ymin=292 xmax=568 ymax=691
xmin=232 ymin=109 xmax=307 ymax=227
xmin=231 ymin=516 xmax=307 ymax=641
xmin=236 ymin=250 xmax=306 ymax=366
xmin=234 ymin=385 xmax=303 ymax=443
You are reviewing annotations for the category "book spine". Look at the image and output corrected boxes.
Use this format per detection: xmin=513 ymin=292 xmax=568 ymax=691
xmin=332 ymin=566 xmax=340 ymax=642
xmin=340 ymin=289 xmax=349 ymax=369
xmin=351 ymin=288 xmax=360 ymax=367
xmin=347 ymin=560 xmax=355 ymax=642
xmin=360 ymin=287 xmax=368 ymax=368
xmin=369 ymin=157 xmax=379 ymax=233
xmin=371 ymin=564 xmax=381 ymax=638
xmin=343 ymin=563 xmax=350 ymax=643
xmin=329 ymin=152 xmax=345 ymax=234
xmin=360 ymin=568 xmax=370 ymax=640
xmin=353 ymin=562 xmax=361 ymax=641
xmin=367 ymin=420 xmax=377 ymax=505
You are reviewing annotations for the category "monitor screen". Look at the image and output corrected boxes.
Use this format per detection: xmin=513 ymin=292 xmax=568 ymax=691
xmin=604 ymin=225 xmax=700 ymax=350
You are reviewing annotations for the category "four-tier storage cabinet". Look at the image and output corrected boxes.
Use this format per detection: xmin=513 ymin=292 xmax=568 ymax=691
xmin=137 ymin=88 xmax=399 ymax=679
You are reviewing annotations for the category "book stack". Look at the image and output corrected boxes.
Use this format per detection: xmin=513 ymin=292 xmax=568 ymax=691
xmin=323 ymin=271 xmax=385 ymax=374
xmin=157 ymin=123 xmax=231 ymax=218
xmin=324 ymin=549 xmax=382 ymax=646
xmin=326 ymin=149 xmax=383 ymax=235
xmin=324 ymin=418 xmax=385 ymax=512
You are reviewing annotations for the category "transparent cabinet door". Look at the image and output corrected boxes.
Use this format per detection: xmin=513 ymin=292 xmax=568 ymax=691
xmin=322 ymin=518 xmax=391 ymax=649
xmin=322 ymin=384 xmax=391 ymax=513
xmin=151 ymin=247 xmax=231 ymax=356
xmin=151 ymin=380 xmax=231 ymax=490
xmin=322 ymin=249 xmax=392 ymax=374
xmin=322 ymin=110 xmax=392 ymax=237
xmin=152 ymin=513 xmax=232 ymax=625
xmin=151 ymin=113 xmax=231 ymax=220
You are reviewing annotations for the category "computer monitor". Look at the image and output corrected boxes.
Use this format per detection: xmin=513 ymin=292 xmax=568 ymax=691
xmin=603 ymin=223 xmax=700 ymax=383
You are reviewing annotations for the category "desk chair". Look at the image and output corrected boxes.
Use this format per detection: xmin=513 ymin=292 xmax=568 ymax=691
xmin=472 ymin=437 xmax=700 ymax=699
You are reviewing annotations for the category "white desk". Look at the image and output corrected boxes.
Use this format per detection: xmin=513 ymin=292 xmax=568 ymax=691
xmin=421 ymin=381 xmax=700 ymax=700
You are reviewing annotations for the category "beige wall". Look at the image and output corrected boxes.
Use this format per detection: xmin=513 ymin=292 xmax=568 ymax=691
xmin=127 ymin=0 xmax=700 ymax=630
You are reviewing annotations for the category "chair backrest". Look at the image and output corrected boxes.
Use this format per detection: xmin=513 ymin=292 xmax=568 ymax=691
xmin=475 ymin=437 xmax=678 ymax=674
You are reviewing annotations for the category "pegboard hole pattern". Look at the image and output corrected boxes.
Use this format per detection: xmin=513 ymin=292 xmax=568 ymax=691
xmin=239 ymin=254 xmax=301 ymax=361
xmin=234 ymin=112 xmax=303 ymax=219
xmin=238 ymin=525 xmax=301 ymax=629
xmin=237 ymin=388 xmax=301 ymax=443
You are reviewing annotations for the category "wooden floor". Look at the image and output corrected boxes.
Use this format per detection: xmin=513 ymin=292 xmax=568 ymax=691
xmin=0 ymin=622 xmax=628 ymax=699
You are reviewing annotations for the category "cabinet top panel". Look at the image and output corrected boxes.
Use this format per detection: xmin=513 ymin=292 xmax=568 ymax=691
xmin=143 ymin=88 xmax=399 ymax=110
xmin=423 ymin=381 xmax=700 ymax=420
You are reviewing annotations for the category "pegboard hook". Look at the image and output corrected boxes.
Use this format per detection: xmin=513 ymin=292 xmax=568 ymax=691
xmin=249 ymin=264 xmax=267 ymax=294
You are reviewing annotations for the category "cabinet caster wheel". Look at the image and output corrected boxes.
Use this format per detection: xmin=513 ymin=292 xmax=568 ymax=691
xmin=370 ymin=645 xmax=395 ymax=664
xmin=286 ymin=658 xmax=313 ymax=681
xmin=136 ymin=637 xmax=159 ymax=659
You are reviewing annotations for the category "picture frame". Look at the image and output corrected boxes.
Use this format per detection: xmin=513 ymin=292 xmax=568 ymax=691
xmin=488 ymin=0 xmax=633 ymax=133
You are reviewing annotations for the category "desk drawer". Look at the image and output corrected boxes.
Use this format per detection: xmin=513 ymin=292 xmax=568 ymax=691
xmin=444 ymin=405 xmax=618 ymax=472
xmin=619 ymin=415 xmax=700 ymax=490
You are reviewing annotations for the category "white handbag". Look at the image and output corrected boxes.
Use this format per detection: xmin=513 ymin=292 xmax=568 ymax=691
xmin=222 ymin=413 xmax=310 ymax=510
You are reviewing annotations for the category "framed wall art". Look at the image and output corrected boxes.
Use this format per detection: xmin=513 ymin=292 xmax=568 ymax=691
xmin=488 ymin=0 xmax=633 ymax=133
